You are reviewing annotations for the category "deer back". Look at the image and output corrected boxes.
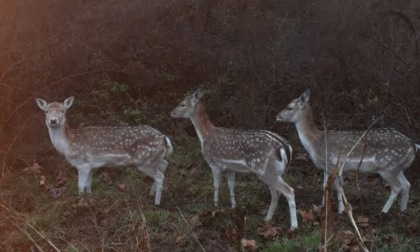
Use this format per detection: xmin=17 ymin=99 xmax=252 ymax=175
xmin=202 ymin=128 xmax=291 ymax=175
xmin=313 ymin=128 xmax=416 ymax=173
xmin=66 ymin=125 xmax=171 ymax=168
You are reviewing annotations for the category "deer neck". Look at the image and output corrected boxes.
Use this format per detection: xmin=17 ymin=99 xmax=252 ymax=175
xmin=295 ymin=107 xmax=323 ymax=159
xmin=48 ymin=122 xmax=74 ymax=156
xmin=189 ymin=102 xmax=215 ymax=145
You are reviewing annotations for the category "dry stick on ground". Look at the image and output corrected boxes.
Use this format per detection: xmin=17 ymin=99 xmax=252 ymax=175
xmin=341 ymin=189 xmax=369 ymax=252
xmin=1 ymin=118 xmax=30 ymax=177
xmin=135 ymin=197 xmax=152 ymax=252
xmin=0 ymin=212 xmax=43 ymax=251
xmin=321 ymin=161 xmax=339 ymax=252
xmin=0 ymin=59 xmax=25 ymax=81
xmin=343 ymin=116 xmax=382 ymax=198
xmin=168 ymin=190 xmax=205 ymax=252
xmin=355 ymin=141 xmax=368 ymax=192
xmin=321 ymin=115 xmax=332 ymax=252
xmin=320 ymin=117 xmax=382 ymax=251
xmin=0 ymin=203 xmax=60 ymax=251
xmin=333 ymin=119 xmax=384 ymax=252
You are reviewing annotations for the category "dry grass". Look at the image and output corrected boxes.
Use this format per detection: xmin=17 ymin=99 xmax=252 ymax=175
xmin=1 ymin=133 xmax=420 ymax=251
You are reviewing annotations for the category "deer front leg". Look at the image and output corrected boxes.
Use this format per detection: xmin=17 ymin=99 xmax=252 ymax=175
xmin=152 ymin=171 xmax=164 ymax=205
xmin=77 ymin=168 xmax=94 ymax=201
xmin=226 ymin=171 xmax=236 ymax=208
xmin=211 ymin=166 xmax=222 ymax=207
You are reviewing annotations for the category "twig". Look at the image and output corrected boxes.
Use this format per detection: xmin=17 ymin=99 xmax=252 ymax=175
xmin=2 ymin=118 xmax=30 ymax=177
xmin=341 ymin=190 xmax=369 ymax=252
xmin=334 ymin=117 xmax=383 ymax=252
xmin=355 ymin=141 xmax=367 ymax=192
xmin=135 ymin=197 xmax=152 ymax=252
xmin=0 ymin=203 xmax=61 ymax=251
xmin=339 ymin=116 xmax=383 ymax=176
xmin=167 ymin=191 xmax=205 ymax=252
xmin=0 ymin=59 xmax=25 ymax=81
xmin=321 ymin=114 xmax=330 ymax=252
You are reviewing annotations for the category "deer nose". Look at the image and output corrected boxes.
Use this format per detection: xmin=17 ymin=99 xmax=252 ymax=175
xmin=49 ymin=118 xmax=58 ymax=125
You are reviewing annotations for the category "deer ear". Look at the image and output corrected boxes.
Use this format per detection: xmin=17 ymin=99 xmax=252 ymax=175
xmin=300 ymin=89 xmax=310 ymax=103
xmin=192 ymin=89 xmax=204 ymax=102
xmin=35 ymin=98 xmax=48 ymax=111
xmin=63 ymin=96 xmax=75 ymax=109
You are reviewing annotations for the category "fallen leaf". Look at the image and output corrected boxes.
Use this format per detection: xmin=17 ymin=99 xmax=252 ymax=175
xmin=55 ymin=169 xmax=68 ymax=187
xmin=39 ymin=175 xmax=46 ymax=187
xmin=241 ymin=238 xmax=257 ymax=252
xmin=258 ymin=224 xmax=278 ymax=239
xmin=224 ymin=227 xmax=240 ymax=244
xmin=356 ymin=215 xmax=369 ymax=227
xmin=298 ymin=209 xmax=314 ymax=223
xmin=212 ymin=209 xmax=223 ymax=217
xmin=190 ymin=215 xmax=202 ymax=228
xmin=117 ymin=183 xmax=127 ymax=191
xmin=23 ymin=161 xmax=42 ymax=174
xmin=175 ymin=235 xmax=186 ymax=244
xmin=186 ymin=163 xmax=199 ymax=174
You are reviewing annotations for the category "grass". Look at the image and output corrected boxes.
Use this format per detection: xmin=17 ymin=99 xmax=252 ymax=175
xmin=262 ymin=230 xmax=320 ymax=252
xmin=1 ymin=134 xmax=420 ymax=251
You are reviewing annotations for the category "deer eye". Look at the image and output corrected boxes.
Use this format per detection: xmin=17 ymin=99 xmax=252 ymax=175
xmin=287 ymin=106 xmax=293 ymax=110
xmin=60 ymin=110 xmax=64 ymax=113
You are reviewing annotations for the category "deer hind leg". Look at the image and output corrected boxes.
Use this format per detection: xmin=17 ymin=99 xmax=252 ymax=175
xmin=150 ymin=159 xmax=169 ymax=197
xmin=137 ymin=166 xmax=165 ymax=205
xmin=322 ymin=171 xmax=346 ymax=214
xmin=264 ymin=188 xmax=280 ymax=222
xmin=334 ymin=176 xmax=345 ymax=214
xmin=379 ymin=170 xmax=402 ymax=213
xmin=226 ymin=171 xmax=236 ymax=208
xmin=262 ymin=175 xmax=298 ymax=230
xmin=321 ymin=170 xmax=328 ymax=206
xmin=397 ymin=171 xmax=411 ymax=212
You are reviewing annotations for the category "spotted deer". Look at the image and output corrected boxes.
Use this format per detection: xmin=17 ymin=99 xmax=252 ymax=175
xmin=35 ymin=96 xmax=173 ymax=205
xmin=276 ymin=89 xmax=419 ymax=214
xmin=171 ymin=89 xmax=298 ymax=230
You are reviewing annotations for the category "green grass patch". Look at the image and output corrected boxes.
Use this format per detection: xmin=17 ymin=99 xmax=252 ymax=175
xmin=262 ymin=230 xmax=319 ymax=252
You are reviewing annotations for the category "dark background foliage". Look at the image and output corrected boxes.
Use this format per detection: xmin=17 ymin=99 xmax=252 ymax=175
xmin=1 ymin=0 xmax=419 ymax=174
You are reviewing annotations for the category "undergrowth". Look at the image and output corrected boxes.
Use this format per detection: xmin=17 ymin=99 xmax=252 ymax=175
xmin=1 ymin=132 xmax=420 ymax=251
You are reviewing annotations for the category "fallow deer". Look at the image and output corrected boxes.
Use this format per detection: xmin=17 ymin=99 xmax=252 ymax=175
xmin=36 ymin=96 xmax=173 ymax=205
xmin=276 ymin=89 xmax=419 ymax=214
xmin=171 ymin=89 xmax=298 ymax=230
